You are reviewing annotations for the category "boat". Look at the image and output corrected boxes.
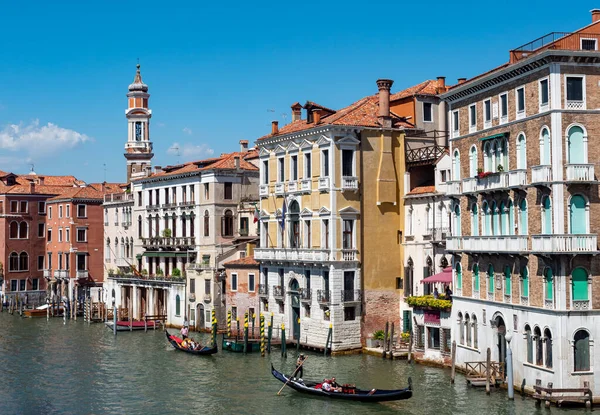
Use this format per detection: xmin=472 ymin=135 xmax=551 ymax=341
xmin=104 ymin=320 xmax=157 ymax=331
xmin=271 ymin=365 xmax=412 ymax=402
xmin=166 ymin=331 xmax=218 ymax=355
xmin=24 ymin=307 xmax=49 ymax=318
xmin=222 ymin=337 xmax=261 ymax=353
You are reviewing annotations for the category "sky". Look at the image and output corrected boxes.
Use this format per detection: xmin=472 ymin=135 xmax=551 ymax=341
xmin=0 ymin=1 xmax=597 ymax=183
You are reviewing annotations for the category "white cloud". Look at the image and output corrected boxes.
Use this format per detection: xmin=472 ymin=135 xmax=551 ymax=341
xmin=0 ymin=119 xmax=91 ymax=157
xmin=156 ymin=122 xmax=166 ymax=128
xmin=182 ymin=127 xmax=192 ymax=135
xmin=167 ymin=142 xmax=214 ymax=159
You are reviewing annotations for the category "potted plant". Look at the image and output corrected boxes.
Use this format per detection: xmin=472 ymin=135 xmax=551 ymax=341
xmin=400 ymin=331 xmax=411 ymax=344
xmin=108 ymin=269 xmax=115 ymax=277
xmin=172 ymin=268 xmax=183 ymax=281
xmin=162 ymin=229 xmax=172 ymax=238
xmin=156 ymin=268 xmax=164 ymax=277
xmin=497 ymin=164 xmax=504 ymax=172
xmin=367 ymin=329 xmax=385 ymax=348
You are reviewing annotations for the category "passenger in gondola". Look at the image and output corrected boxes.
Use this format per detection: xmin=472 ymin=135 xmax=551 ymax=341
xmin=330 ymin=377 xmax=342 ymax=392
xmin=181 ymin=325 xmax=189 ymax=339
xmin=321 ymin=379 xmax=332 ymax=392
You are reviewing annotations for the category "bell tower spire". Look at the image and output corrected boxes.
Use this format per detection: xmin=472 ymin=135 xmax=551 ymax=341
xmin=124 ymin=63 xmax=154 ymax=183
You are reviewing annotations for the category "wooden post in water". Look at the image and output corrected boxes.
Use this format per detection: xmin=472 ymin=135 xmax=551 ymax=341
xmin=145 ymin=316 xmax=148 ymax=332
xmin=236 ymin=317 xmax=240 ymax=340
xmin=227 ymin=310 xmax=231 ymax=338
xmin=296 ymin=318 xmax=301 ymax=353
xmin=324 ymin=323 xmax=332 ymax=356
xmin=47 ymin=302 xmax=50 ymax=320
xmin=260 ymin=314 xmax=265 ymax=357
xmin=450 ymin=340 xmax=456 ymax=383
xmin=267 ymin=313 xmax=273 ymax=353
xmin=281 ymin=323 xmax=287 ymax=358
xmin=408 ymin=331 xmax=413 ymax=363
xmin=243 ymin=311 xmax=249 ymax=354
xmin=486 ymin=347 xmax=491 ymax=395
xmin=113 ymin=304 xmax=117 ymax=336
xmin=389 ymin=322 xmax=395 ymax=360
xmin=252 ymin=313 xmax=255 ymax=339
xmin=129 ymin=306 xmax=133 ymax=331
xmin=383 ymin=322 xmax=389 ymax=358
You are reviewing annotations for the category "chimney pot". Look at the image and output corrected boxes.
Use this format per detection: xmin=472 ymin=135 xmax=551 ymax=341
xmin=313 ymin=109 xmax=321 ymax=125
xmin=234 ymin=155 xmax=240 ymax=169
xmin=155 ymin=165 xmax=162 ymax=173
xmin=376 ymin=78 xmax=394 ymax=127
xmin=271 ymin=121 xmax=279 ymax=135
xmin=592 ymin=9 xmax=600 ymax=23
xmin=458 ymin=78 xmax=467 ymax=85
xmin=29 ymin=181 xmax=35 ymax=194
xmin=291 ymin=103 xmax=302 ymax=122
xmin=239 ymin=140 xmax=249 ymax=153
xmin=437 ymin=76 xmax=446 ymax=92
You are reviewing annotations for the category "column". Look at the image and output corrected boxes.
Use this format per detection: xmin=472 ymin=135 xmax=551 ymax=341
xmin=132 ymin=285 xmax=139 ymax=320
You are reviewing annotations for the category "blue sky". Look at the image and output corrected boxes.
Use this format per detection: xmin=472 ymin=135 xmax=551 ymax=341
xmin=0 ymin=1 xmax=596 ymax=183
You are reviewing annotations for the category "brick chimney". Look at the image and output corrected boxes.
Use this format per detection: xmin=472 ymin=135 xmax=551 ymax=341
xmin=376 ymin=79 xmax=394 ymax=128
xmin=436 ymin=76 xmax=446 ymax=93
xmin=38 ymin=176 xmax=45 ymax=185
xmin=271 ymin=121 xmax=279 ymax=135
xmin=234 ymin=155 xmax=240 ymax=169
xmin=313 ymin=109 xmax=321 ymax=125
xmin=101 ymin=181 xmax=106 ymax=193
xmin=592 ymin=9 xmax=600 ymax=22
xmin=291 ymin=102 xmax=302 ymax=122
xmin=458 ymin=78 xmax=467 ymax=85
xmin=239 ymin=140 xmax=248 ymax=152
xmin=29 ymin=181 xmax=35 ymax=194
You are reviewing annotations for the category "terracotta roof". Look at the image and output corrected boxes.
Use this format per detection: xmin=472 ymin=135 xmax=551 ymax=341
xmin=258 ymin=95 xmax=415 ymax=141
xmin=304 ymin=101 xmax=336 ymax=115
xmin=47 ymin=186 xmax=106 ymax=201
xmin=390 ymin=80 xmax=440 ymax=101
xmin=223 ymin=256 xmax=259 ymax=267
xmin=406 ymin=185 xmax=436 ymax=195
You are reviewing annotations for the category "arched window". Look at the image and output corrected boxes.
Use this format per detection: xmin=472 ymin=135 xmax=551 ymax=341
xmin=484 ymin=142 xmax=491 ymax=172
xmin=120 ymin=237 xmax=125 ymax=258
xmin=569 ymin=194 xmax=587 ymax=234
xmin=521 ymin=267 xmax=529 ymax=298
xmin=500 ymin=138 xmax=508 ymax=171
xmin=572 ymin=267 xmax=589 ymax=303
xmin=138 ymin=215 xmax=143 ymax=238
xmin=519 ymin=199 xmax=528 ymax=235
xmin=499 ymin=201 xmax=507 ymax=235
xmin=19 ymin=222 xmax=27 ymax=239
xmin=473 ymin=263 xmax=480 ymax=292
xmin=483 ymin=201 xmax=491 ymax=236
xmin=567 ymin=125 xmax=586 ymax=164
xmin=545 ymin=267 xmax=554 ymax=304
xmin=172 ymin=213 xmax=177 ymax=238
xmin=541 ymin=195 xmax=552 ymax=235
xmin=517 ymin=133 xmax=527 ymax=169
xmin=129 ymin=237 xmax=134 ymax=257
xmin=453 ymin=205 xmax=461 ymax=236
xmin=469 ymin=146 xmax=478 ymax=177
xmin=574 ymin=330 xmax=590 ymax=372
xmin=452 ymin=149 xmax=461 ymax=181
xmin=441 ymin=204 xmax=448 ymax=232
xmin=175 ymin=295 xmax=181 ymax=316
xmin=472 ymin=315 xmax=478 ymax=348
xmin=491 ymin=141 xmax=498 ymax=172
xmin=19 ymin=252 xmax=28 ymax=271
xmin=9 ymin=252 xmax=18 ymax=271
xmin=288 ymin=201 xmax=300 ymax=248
xmin=525 ymin=325 xmax=533 ymax=363
xmin=465 ymin=314 xmax=471 ymax=346
xmin=507 ymin=199 xmax=515 ymax=236
xmin=491 ymin=201 xmax=499 ymax=236
xmin=534 ymin=326 xmax=543 ymax=366
xmin=190 ymin=213 xmax=195 ymax=238
xmin=181 ymin=215 xmax=187 ymax=238
xmin=504 ymin=265 xmax=511 ymax=297
xmin=458 ymin=312 xmax=464 ymax=345
xmin=471 ymin=204 xmax=479 ymax=236
xmin=544 ymin=328 xmax=553 ymax=369
xmin=455 ymin=262 xmax=462 ymax=289
xmin=9 ymin=221 xmax=18 ymax=239
xmin=487 ymin=264 xmax=494 ymax=293
xmin=204 ymin=211 xmax=210 ymax=237
xmin=106 ymin=238 xmax=111 ymax=262
xmin=540 ymin=127 xmax=551 ymax=165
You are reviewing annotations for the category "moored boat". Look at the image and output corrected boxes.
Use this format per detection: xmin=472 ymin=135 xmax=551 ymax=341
xmin=271 ymin=365 xmax=412 ymax=402
xmin=166 ymin=331 xmax=218 ymax=355
xmin=222 ymin=337 xmax=261 ymax=353
xmin=104 ymin=320 xmax=157 ymax=331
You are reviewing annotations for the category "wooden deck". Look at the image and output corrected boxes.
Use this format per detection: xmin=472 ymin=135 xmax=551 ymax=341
xmin=464 ymin=361 xmax=504 ymax=388
xmin=534 ymin=381 xmax=593 ymax=408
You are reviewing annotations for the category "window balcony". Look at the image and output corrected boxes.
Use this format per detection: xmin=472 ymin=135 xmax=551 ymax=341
xmin=566 ymin=99 xmax=585 ymax=110
xmin=43 ymin=269 xmax=52 ymax=279
xmin=287 ymin=181 xmax=298 ymax=193
xmin=531 ymin=165 xmax=552 ymax=184
xmin=77 ymin=271 xmax=88 ymax=280
xmin=239 ymin=228 xmax=249 ymax=237
xmin=531 ymin=234 xmax=598 ymax=253
xmin=275 ymin=183 xmax=285 ymax=195
xmin=572 ymin=300 xmax=590 ymax=310
xmin=53 ymin=270 xmax=61 ymax=279
xmin=254 ymin=248 xmax=330 ymax=262
xmin=341 ymin=176 xmax=358 ymax=191
xmin=446 ymin=180 xmax=462 ymax=197
xmin=186 ymin=262 xmax=211 ymax=271
xmin=341 ymin=249 xmax=358 ymax=261
xmin=299 ymin=288 xmax=312 ymax=303
xmin=300 ymin=179 xmax=311 ymax=193
xmin=258 ymin=284 xmax=269 ymax=298
xmin=545 ymin=299 xmax=554 ymax=310
xmin=179 ymin=201 xmax=195 ymax=207
xmin=508 ymin=169 xmax=527 ymax=187
xmin=341 ymin=289 xmax=361 ymax=304
xmin=259 ymin=184 xmax=269 ymax=197
xmin=446 ymin=235 xmax=528 ymax=253
xmin=188 ymin=293 xmax=196 ymax=302
xmin=203 ymin=294 xmax=211 ymax=303
xmin=146 ymin=204 xmax=161 ymax=211
xmin=142 ymin=236 xmax=196 ymax=249
xmin=162 ymin=203 xmax=178 ymax=209
xmin=318 ymin=177 xmax=330 ymax=191
xmin=272 ymin=285 xmax=285 ymax=301
xmin=566 ymin=164 xmax=595 ymax=182
xmin=462 ymin=172 xmax=508 ymax=194
xmin=317 ymin=289 xmax=331 ymax=305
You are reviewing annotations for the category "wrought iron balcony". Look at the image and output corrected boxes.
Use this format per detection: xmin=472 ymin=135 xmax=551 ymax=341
xmin=341 ymin=176 xmax=358 ymax=191
xmin=531 ymin=165 xmax=552 ymax=185
xmin=273 ymin=285 xmax=285 ymax=300
xmin=299 ymin=288 xmax=312 ymax=303
xmin=566 ymin=164 xmax=595 ymax=182
xmin=318 ymin=177 xmax=330 ymax=191
xmin=531 ymin=234 xmax=598 ymax=253
xmin=341 ymin=289 xmax=361 ymax=303
xmin=258 ymin=284 xmax=269 ymax=297
xmin=317 ymin=289 xmax=330 ymax=304
xmin=203 ymin=294 xmax=211 ymax=303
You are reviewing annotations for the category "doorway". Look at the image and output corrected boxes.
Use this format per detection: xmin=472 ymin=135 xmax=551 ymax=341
xmin=495 ymin=315 xmax=507 ymax=373
xmin=196 ymin=303 xmax=205 ymax=331
xmin=289 ymin=278 xmax=300 ymax=340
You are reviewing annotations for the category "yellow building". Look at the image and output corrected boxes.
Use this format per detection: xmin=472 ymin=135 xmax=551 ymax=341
xmin=254 ymin=79 xmax=415 ymax=350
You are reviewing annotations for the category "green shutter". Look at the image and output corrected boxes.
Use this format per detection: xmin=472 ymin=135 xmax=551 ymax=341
xmin=504 ymin=266 xmax=511 ymax=295
xmin=545 ymin=269 xmax=553 ymax=300
xmin=572 ymin=267 xmax=588 ymax=301
xmin=474 ymin=265 xmax=480 ymax=291
xmin=522 ymin=268 xmax=529 ymax=297
xmin=403 ymin=310 xmax=412 ymax=333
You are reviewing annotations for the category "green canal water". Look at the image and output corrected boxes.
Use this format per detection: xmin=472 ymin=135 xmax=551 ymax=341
xmin=0 ymin=313 xmax=590 ymax=415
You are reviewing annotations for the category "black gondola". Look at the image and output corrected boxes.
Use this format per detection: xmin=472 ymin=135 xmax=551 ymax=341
xmin=165 ymin=331 xmax=218 ymax=355
xmin=271 ymin=365 xmax=412 ymax=402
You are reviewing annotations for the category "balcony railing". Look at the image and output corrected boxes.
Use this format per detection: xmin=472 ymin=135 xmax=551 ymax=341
xmin=146 ymin=204 xmax=161 ymax=210
xmin=275 ymin=182 xmax=285 ymax=195
xmin=463 ymin=172 xmax=508 ymax=194
xmin=446 ymin=235 xmax=528 ymax=252
xmin=273 ymin=285 xmax=285 ymax=300
xmin=446 ymin=180 xmax=462 ymax=197
xmin=342 ymin=176 xmax=358 ymax=191
xmin=318 ymin=177 xmax=330 ymax=191
xmin=300 ymin=179 xmax=311 ymax=192
xmin=239 ymin=228 xmax=249 ymax=237
xmin=142 ymin=236 xmax=196 ymax=248
xmin=342 ymin=249 xmax=358 ymax=261
xmin=341 ymin=289 xmax=361 ymax=303
xmin=566 ymin=100 xmax=585 ymax=110
xmin=188 ymin=293 xmax=196 ymax=302
xmin=187 ymin=262 xmax=212 ymax=271
xmin=179 ymin=201 xmax=195 ymax=207
xmin=531 ymin=165 xmax=552 ymax=184
xmin=572 ymin=300 xmax=590 ymax=310
xmin=566 ymin=164 xmax=595 ymax=182
xmin=104 ymin=192 xmax=134 ymax=203
xmin=509 ymin=32 xmax=600 ymax=63
xmin=162 ymin=203 xmax=177 ymax=209
xmin=520 ymin=296 xmax=529 ymax=306
xmin=53 ymin=270 xmax=61 ymax=279
xmin=531 ymin=234 xmax=598 ymax=253
xmin=317 ymin=289 xmax=330 ymax=304
xmin=258 ymin=284 xmax=268 ymax=297
xmin=203 ymin=294 xmax=211 ymax=303
xmin=76 ymin=271 xmax=89 ymax=280
xmin=43 ymin=269 xmax=52 ymax=278
xmin=287 ymin=181 xmax=298 ymax=193
xmin=427 ymin=227 xmax=449 ymax=242
xmin=259 ymin=184 xmax=269 ymax=197
xmin=508 ymin=169 xmax=527 ymax=187
xmin=254 ymin=248 xmax=330 ymax=262
xmin=299 ymin=288 xmax=312 ymax=303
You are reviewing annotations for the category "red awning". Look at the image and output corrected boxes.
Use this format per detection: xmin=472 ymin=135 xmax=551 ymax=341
xmin=421 ymin=267 xmax=452 ymax=284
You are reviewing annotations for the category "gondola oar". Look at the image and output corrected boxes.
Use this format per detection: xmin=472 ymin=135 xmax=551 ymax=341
xmin=277 ymin=356 xmax=308 ymax=396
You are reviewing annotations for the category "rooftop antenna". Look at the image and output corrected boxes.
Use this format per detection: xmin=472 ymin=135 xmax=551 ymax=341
xmin=103 ymin=163 xmax=107 ymax=182
xmin=30 ymin=163 xmax=34 ymax=173
xmin=173 ymin=145 xmax=180 ymax=164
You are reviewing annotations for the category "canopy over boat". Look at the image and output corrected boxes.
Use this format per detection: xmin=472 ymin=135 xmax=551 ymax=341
xmin=271 ymin=365 xmax=412 ymax=402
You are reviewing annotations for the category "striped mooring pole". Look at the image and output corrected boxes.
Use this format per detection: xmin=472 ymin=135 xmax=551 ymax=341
xmin=267 ymin=313 xmax=273 ymax=354
xmin=281 ymin=323 xmax=287 ymax=358
xmin=296 ymin=318 xmax=301 ymax=353
xmin=243 ymin=311 xmax=249 ymax=353
xmin=211 ymin=309 xmax=217 ymax=347
xmin=227 ymin=310 xmax=231 ymax=338
xmin=260 ymin=313 xmax=265 ymax=357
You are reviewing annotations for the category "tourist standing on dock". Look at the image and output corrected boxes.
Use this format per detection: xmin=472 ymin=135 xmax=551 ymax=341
xmin=181 ymin=325 xmax=189 ymax=339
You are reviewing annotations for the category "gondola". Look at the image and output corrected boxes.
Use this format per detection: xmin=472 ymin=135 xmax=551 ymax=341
xmin=165 ymin=331 xmax=218 ymax=355
xmin=222 ymin=337 xmax=261 ymax=353
xmin=271 ymin=365 xmax=412 ymax=402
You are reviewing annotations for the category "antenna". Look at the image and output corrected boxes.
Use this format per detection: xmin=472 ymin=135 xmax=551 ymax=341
xmin=173 ymin=145 xmax=180 ymax=164
xmin=29 ymin=163 xmax=34 ymax=173
xmin=103 ymin=163 xmax=107 ymax=182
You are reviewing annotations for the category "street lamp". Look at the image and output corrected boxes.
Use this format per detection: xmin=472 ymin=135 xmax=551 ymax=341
xmin=505 ymin=330 xmax=514 ymax=400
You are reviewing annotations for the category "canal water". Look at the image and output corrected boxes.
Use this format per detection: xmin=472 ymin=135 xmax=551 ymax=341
xmin=0 ymin=313 xmax=590 ymax=415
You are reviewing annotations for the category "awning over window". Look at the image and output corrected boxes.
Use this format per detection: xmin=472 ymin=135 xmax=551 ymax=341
xmin=479 ymin=132 xmax=508 ymax=142
xmin=142 ymin=252 xmax=189 ymax=257
xmin=421 ymin=267 xmax=452 ymax=284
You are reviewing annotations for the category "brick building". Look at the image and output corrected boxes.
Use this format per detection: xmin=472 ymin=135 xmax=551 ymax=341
xmin=223 ymin=252 xmax=260 ymax=332
xmin=443 ymin=10 xmax=600 ymax=395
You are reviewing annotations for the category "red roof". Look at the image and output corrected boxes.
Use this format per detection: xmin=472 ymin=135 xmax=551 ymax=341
xmin=406 ymin=185 xmax=436 ymax=196
xmin=223 ymin=256 xmax=259 ymax=267
xmin=390 ymin=80 xmax=440 ymax=101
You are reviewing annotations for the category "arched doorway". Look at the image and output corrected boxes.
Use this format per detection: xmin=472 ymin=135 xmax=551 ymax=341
xmin=196 ymin=303 xmax=205 ymax=331
xmin=289 ymin=278 xmax=300 ymax=340
xmin=495 ymin=315 xmax=507 ymax=371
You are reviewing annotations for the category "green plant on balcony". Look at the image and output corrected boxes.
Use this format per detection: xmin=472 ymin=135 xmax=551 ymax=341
xmin=497 ymin=164 xmax=504 ymax=172
xmin=172 ymin=268 xmax=181 ymax=278
xmin=156 ymin=267 xmax=164 ymax=276
xmin=406 ymin=295 xmax=452 ymax=310
xmin=108 ymin=269 xmax=115 ymax=277
xmin=141 ymin=269 xmax=148 ymax=276
xmin=116 ymin=268 xmax=125 ymax=276
xmin=162 ymin=229 xmax=172 ymax=238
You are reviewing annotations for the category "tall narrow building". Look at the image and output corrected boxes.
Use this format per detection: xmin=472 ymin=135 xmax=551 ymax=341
xmin=124 ymin=64 xmax=154 ymax=183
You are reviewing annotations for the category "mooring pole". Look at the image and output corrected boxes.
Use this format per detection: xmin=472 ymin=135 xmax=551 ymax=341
xmin=450 ymin=340 xmax=456 ymax=383
xmin=113 ymin=303 xmax=117 ymax=336
xmin=227 ymin=310 xmax=231 ymax=338
xmin=296 ymin=318 xmax=301 ymax=353
xmin=389 ymin=322 xmax=395 ymax=360
xmin=267 ymin=313 xmax=273 ymax=353
xmin=243 ymin=311 xmax=249 ymax=354
xmin=506 ymin=335 xmax=514 ymax=399
xmin=211 ymin=309 xmax=217 ymax=347
xmin=324 ymin=324 xmax=332 ymax=356
xmin=281 ymin=323 xmax=287 ymax=358
xmin=408 ymin=331 xmax=413 ymax=363
xmin=486 ymin=347 xmax=491 ymax=395
xmin=383 ymin=322 xmax=389 ymax=359
xmin=260 ymin=313 xmax=265 ymax=357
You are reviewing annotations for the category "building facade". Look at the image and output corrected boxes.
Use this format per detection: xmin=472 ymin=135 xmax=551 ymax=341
xmin=103 ymin=189 xmax=135 ymax=280
xmin=223 ymin=252 xmax=260 ymax=332
xmin=444 ymin=11 xmax=600 ymax=394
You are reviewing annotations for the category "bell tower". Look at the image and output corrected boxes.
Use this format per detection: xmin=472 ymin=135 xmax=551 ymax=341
xmin=124 ymin=64 xmax=154 ymax=183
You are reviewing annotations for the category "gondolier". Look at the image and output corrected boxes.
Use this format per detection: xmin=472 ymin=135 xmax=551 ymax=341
xmin=295 ymin=354 xmax=306 ymax=379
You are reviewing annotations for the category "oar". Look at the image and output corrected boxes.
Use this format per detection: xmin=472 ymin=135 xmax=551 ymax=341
xmin=277 ymin=356 xmax=308 ymax=396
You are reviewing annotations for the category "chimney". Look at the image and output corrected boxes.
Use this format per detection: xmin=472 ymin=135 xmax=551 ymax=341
xmin=154 ymin=165 xmax=162 ymax=173
xmin=239 ymin=140 xmax=249 ymax=153
xmin=145 ymin=165 xmax=152 ymax=177
xmin=38 ymin=176 xmax=45 ymax=185
xmin=29 ymin=181 xmax=35 ymax=194
xmin=234 ymin=155 xmax=240 ymax=169
xmin=313 ymin=109 xmax=321 ymax=125
xmin=457 ymin=78 xmax=467 ymax=85
xmin=376 ymin=78 xmax=394 ymax=128
xmin=271 ymin=121 xmax=279 ymax=135
xmin=291 ymin=102 xmax=302 ymax=122
xmin=101 ymin=181 xmax=106 ymax=193
xmin=436 ymin=76 xmax=446 ymax=93
xmin=592 ymin=9 xmax=600 ymax=23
